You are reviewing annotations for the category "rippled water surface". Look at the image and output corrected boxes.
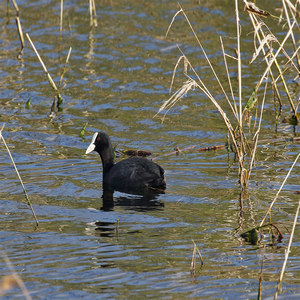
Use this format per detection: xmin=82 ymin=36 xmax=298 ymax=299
xmin=1 ymin=0 xmax=300 ymax=299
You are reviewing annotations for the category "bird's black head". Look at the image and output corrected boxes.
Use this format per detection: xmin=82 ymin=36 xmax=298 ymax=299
xmin=85 ymin=131 xmax=111 ymax=154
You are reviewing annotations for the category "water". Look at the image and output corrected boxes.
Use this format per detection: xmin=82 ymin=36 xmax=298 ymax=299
xmin=1 ymin=0 xmax=299 ymax=299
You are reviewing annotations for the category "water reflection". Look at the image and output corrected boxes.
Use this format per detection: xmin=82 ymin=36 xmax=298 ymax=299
xmin=101 ymin=189 xmax=164 ymax=211
xmin=93 ymin=220 xmax=116 ymax=238
xmin=89 ymin=188 xmax=164 ymax=237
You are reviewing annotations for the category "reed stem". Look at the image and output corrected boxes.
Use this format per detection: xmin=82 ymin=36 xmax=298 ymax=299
xmin=0 ymin=125 xmax=38 ymax=226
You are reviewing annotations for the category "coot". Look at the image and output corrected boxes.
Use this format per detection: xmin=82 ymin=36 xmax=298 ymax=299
xmin=85 ymin=131 xmax=166 ymax=192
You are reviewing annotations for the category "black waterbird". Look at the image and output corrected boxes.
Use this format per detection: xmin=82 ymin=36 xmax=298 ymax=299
xmin=86 ymin=131 xmax=166 ymax=193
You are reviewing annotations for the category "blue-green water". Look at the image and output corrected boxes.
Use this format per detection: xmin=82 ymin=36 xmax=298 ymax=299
xmin=0 ymin=0 xmax=299 ymax=299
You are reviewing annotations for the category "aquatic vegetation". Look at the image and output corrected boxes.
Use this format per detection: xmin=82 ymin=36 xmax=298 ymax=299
xmin=157 ymin=1 xmax=300 ymax=295
xmin=158 ymin=1 xmax=299 ymax=196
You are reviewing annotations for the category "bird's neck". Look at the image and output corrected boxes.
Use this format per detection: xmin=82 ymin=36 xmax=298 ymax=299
xmin=99 ymin=144 xmax=115 ymax=172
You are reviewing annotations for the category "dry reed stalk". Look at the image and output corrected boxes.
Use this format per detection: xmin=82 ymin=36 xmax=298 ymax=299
xmin=247 ymin=18 xmax=281 ymax=114
xmin=245 ymin=2 xmax=298 ymax=117
xmin=283 ymin=0 xmax=300 ymax=19
xmin=0 ymin=125 xmax=39 ymax=226
xmin=235 ymin=0 xmax=249 ymax=192
xmin=89 ymin=0 xmax=98 ymax=28
xmin=190 ymin=239 xmax=203 ymax=275
xmin=0 ymin=249 xmax=31 ymax=300
xmin=260 ymin=153 xmax=300 ymax=227
xmin=160 ymin=3 xmax=246 ymax=191
xmin=245 ymin=0 xmax=300 ymax=125
xmin=257 ymin=246 xmax=265 ymax=300
xmin=26 ymin=33 xmax=71 ymax=114
xmin=15 ymin=16 xmax=24 ymax=56
xmin=92 ymin=0 xmax=98 ymax=27
xmin=58 ymin=46 xmax=72 ymax=88
xmin=159 ymin=1 xmax=298 ymax=197
xmin=220 ymin=36 xmax=238 ymax=120
xmin=174 ymin=5 xmax=235 ymax=114
xmin=279 ymin=44 xmax=300 ymax=81
xmin=161 ymin=11 xmax=239 ymax=150
xmin=281 ymin=0 xmax=300 ymax=68
xmin=246 ymin=12 xmax=296 ymax=126
xmin=247 ymin=74 xmax=269 ymax=181
xmin=10 ymin=0 xmax=24 ymax=57
xmin=60 ymin=0 xmax=63 ymax=32
xmin=274 ymin=199 xmax=300 ymax=299
xmin=235 ymin=0 xmax=242 ymax=127
xmin=157 ymin=68 xmax=239 ymax=159
xmin=11 ymin=0 xmax=19 ymax=16
xmin=53 ymin=46 xmax=71 ymax=112
xmin=26 ymin=33 xmax=58 ymax=91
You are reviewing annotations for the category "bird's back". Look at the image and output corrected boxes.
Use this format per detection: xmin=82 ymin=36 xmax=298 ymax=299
xmin=103 ymin=157 xmax=166 ymax=192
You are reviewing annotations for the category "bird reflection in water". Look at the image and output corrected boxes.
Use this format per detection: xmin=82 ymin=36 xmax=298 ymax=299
xmin=101 ymin=188 xmax=165 ymax=211
xmin=88 ymin=188 xmax=164 ymax=237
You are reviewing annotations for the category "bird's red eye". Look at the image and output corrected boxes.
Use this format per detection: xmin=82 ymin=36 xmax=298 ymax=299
xmin=97 ymin=137 xmax=100 ymax=142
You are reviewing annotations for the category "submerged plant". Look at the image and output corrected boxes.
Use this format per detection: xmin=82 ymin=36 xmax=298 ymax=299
xmin=80 ymin=122 xmax=88 ymax=138
xmin=25 ymin=97 xmax=31 ymax=109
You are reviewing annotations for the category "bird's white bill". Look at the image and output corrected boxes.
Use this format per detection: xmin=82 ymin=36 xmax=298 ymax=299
xmin=85 ymin=143 xmax=95 ymax=154
xmin=85 ymin=132 xmax=98 ymax=154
